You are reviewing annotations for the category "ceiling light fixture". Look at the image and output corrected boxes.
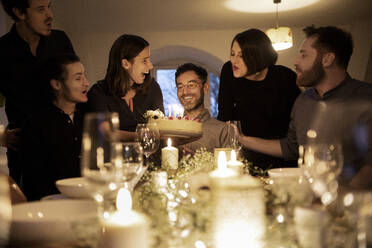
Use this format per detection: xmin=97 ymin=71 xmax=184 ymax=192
xmin=265 ymin=0 xmax=293 ymax=51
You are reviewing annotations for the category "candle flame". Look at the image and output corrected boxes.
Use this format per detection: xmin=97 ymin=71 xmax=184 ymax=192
xmin=218 ymin=151 xmax=227 ymax=170
xmin=167 ymin=138 xmax=172 ymax=147
xmin=97 ymin=147 xmax=104 ymax=169
xmin=230 ymin=150 xmax=237 ymax=162
xmin=116 ymin=188 xmax=132 ymax=212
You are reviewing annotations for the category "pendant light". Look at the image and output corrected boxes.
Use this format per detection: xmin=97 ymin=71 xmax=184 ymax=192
xmin=265 ymin=0 xmax=293 ymax=51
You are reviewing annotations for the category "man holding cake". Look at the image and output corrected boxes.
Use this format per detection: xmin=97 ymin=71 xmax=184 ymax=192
xmin=175 ymin=63 xmax=234 ymax=153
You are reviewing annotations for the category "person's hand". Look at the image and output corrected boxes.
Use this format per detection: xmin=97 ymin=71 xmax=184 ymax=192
xmin=2 ymin=126 xmax=21 ymax=151
xmin=182 ymin=146 xmax=195 ymax=157
xmin=227 ymin=121 xmax=243 ymax=143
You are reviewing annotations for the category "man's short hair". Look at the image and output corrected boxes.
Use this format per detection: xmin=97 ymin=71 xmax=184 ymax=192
xmin=43 ymin=53 xmax=81 ymax=101
xmin=303 ymin=25 xmax=353 ymax=69
xmin=175 ymin=63 xmax=208 ymax=84
xmin=1 ymin=0 xmax=30 ymax=21
xmin=232 ymin=28 xmax=278 ymax=75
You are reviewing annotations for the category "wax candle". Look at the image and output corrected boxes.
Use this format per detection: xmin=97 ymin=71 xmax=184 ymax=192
xmin=210 ymin=151 xmax=238 ymax=179
xmin=168 ymin=105 xmax=172 ymax=117
xmin=227 ymin=150 xmax=244 ymax=173
xmin=101 ymin=188 xmax=149 ymax=248
xmin=161 ymin=138 xmax=178 ymax=170
xmin=213 ymin=148 xmax=232 ymax=167
xmin=209 ymin=154 xmax=265 ymax=248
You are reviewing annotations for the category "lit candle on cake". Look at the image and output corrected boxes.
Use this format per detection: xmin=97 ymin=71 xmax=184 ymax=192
xmin=101 ymin=188 xmax=149 ymax=248
xmin=227 ymin=150 xmax=244 ymax=173
xmin=168 ymin=105 xmax=172 ymax=117
xmin=162 ymin=138 xmax=178 ymax=170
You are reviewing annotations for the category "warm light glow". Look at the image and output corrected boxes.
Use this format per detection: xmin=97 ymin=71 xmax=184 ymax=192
xmin=230 ymin=150 xmax=237 ymax=161
xmin=218 ymin=151 xmax=227 ymax=170
xmin=225 ymin=0 xmax=320 ymax=13
xmin=117 ymin=188 xmax=132 ymax=212
xmin=266 ymin=27 xmax=293 ymax=51
xmin=97 ymin=147 xmax=104 ymax=169
xmin=168 ymin=105 xmax=172 ymax=117
xmin=167 ymin=138 xmax=172 ymax=147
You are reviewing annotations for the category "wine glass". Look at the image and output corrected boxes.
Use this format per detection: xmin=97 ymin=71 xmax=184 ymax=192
xmin=298 ymin=143 xmax=343 ymax=206
xmin=135 ymin=123 xmax=160 ymax=165
xmin=228 ymin=120 xmax=242 ymax=158
xmin=119 ymin=142 xmax=144 ymax=192
xmin=81 ymin=112 xmax=123 ymax=216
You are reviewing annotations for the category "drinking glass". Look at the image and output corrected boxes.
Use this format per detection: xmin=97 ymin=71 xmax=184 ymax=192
xmin=228 ymin=120 xmax=242 ymax=157
xmin=0 ymin=174 xmax=11 ymax=246
xmin=136 ymin=123 xmax=160 ymax=164
xmin=298 ymin=143 xmax=343 ymax=206
xmin=120 ymin=142 xmax=144 ymax=191
xmin=81 ymin=112 xmax=122 ymax=216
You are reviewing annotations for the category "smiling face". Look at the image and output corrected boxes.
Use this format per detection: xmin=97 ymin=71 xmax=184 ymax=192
xmin=123 ymin=46 xmax=153 ymax=85
xmin=176 ymin=70 xmax=208 ymax=114
xmin=19 ymin=0 xmax=53 ymax=37
xmin=294 ymin=36 xmax=325 ymax=87
xmin=58 ymin=62 xmax=89 ymax=104
xmin=230 ymin=40 xmax=248 ymax=78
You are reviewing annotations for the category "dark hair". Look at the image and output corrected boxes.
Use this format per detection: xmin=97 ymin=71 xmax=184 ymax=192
xmin=175 ymin=63 xmax=208 ymax=84
xmin=1 ymin=0 xmax=29 ymax=21
xmin=43 ymin=53 xmax=81 ymax=101
xmin=232 ymin=28 xmax=277 ymax=75
xmin=104 ymin=34 xmax=151 ymax=97
xmin=303 ymin=25 xmax=353 ymax=69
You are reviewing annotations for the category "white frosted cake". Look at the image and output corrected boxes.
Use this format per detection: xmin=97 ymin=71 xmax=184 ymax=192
xmin=145 ymin=109 xmax=202 ymax=138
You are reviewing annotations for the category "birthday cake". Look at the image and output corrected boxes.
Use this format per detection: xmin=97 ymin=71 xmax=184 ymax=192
xmin=144 ymin=110 xmax=202 ymax=138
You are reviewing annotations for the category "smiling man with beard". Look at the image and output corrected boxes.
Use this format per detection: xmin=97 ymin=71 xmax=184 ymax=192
xmin=0 ymin=0 xmax=75 ymax=186
xmin=176 ymin=63 xmax=234 ymax=153
xmin=237 ymin=26 xmax=372 ymax=188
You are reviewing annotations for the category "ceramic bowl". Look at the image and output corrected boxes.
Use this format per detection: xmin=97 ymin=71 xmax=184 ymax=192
xmin=10 ymin=200 xmax=98 ymax=245
xmin=268 ymin=167 xmax=300 ymax=179
xmin=56 ymin=177 xmax=91 ymax=199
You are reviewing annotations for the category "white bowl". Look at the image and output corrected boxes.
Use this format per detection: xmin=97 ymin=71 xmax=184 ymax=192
xmin=56 ymin=177 xmax=91 ymax=199
xmin=10 ymin=200 xmax=98 ymax=245
xmin=268 ymin=167 xmax=300 ymax=179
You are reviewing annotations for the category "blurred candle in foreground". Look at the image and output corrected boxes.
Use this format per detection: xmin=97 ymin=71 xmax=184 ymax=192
xmin=161 ymin=138 xmax=178 ymax=170
xmin=227 ymin=150 xmax=244 ymax=173
xmin=101 ymin=188 xmax=149 ymax=248
xmin=209 ymin=154 xmax=265 ymax=248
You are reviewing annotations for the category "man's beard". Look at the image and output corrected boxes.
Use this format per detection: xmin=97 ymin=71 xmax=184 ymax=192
xmin=297 ymin=56 xmax=325 ymax=87
xmin=183 ymin=91 xmax=204 ymax=113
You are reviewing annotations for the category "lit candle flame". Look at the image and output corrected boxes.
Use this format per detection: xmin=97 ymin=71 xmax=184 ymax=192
xmin=168 ymin=105 xmax=172 ymax=117
xmin=217 ymin=151 xmax=227 ymax=170
xmin=167 ymin=138 xmax=172 ymax=147
xmin=230 ymin=150 xmax=237 ymax=162
xmin=117 ymin=188 xmax=132 ymax=212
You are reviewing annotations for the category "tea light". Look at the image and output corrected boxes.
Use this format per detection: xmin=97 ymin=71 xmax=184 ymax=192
xmin=227 ymin=150 xmax=244 ymax=173
xmin=210 ymin=151 xmax=238 ymax=179
xmin=101 ymin=188 xmax=149 ymax=248
xmin=162 ymin=138 xmax=178 ymax=170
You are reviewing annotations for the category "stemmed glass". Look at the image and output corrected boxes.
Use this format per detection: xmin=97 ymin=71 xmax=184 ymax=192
xmin=81 ymin=112 xmax=130 ymax=216
xmin=228 ymin=120 xmax=242 ymax=157
xmin=298 ymin=143 xmax=343 ymax=206
xmin=135 ymin=123 xmax=160 ymax=165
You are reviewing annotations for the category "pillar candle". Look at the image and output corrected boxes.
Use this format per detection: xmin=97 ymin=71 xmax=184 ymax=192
xmin=101 ymin=188 xmax=149 ymax=248
xmin=161 ymin=138 xmax=178 ymax=170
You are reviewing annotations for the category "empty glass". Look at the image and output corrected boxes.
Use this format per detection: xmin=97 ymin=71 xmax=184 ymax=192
xmin=298 ymin=143 xmax=343 ymax=206
xmin=228 ymin=120 xmax=242 ymax=157
xmin=81 ymin=112 xmax=122 ymax=216
xmin=136 ymin=123 xmax=160 ymax=164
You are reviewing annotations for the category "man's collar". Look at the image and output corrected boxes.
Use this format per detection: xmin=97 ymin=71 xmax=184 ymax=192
xmin=306 ymin=74 xmax=351 ymax=100
xmin=194 ymin=108 xmax=210 ymax=122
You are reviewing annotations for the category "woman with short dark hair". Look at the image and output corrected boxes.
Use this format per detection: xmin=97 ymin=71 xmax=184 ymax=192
xmin=217 ymin=28 xmax=300 ymax=170
xmin=87 ymin=34 xmax=164 ymax=141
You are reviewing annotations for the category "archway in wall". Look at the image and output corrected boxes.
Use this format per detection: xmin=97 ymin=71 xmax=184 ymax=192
xmin=151 ymin=45 xmax=225 ymax=118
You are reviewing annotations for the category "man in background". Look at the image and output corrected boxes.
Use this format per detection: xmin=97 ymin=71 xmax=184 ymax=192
xmin=237 ymin=26 xmax=372 ymax=188
xmin=0 ymin=0 xmax=75 ymax=185
xmin=175 ymin=63 xmax=234 ymax=153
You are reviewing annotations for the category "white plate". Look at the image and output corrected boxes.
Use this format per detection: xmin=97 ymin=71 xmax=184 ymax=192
xmin=56 ymin=177 xmax=91 ymax=199
xmin=268 ymin=167 xmax=300 ymax=179
xmin=10 ymin=200 xmax=98 ymax=245
xmin=41 ymin=194 xmax=68 ymax=201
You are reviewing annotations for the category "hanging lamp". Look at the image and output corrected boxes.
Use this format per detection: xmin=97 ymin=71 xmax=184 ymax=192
xmin=265 ymin=0 xmax=293 ymax=51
